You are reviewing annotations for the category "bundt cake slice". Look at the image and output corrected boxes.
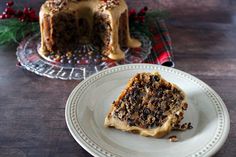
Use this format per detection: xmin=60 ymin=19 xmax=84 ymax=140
xmin=104 ymin=72 xmax=190 ymax=138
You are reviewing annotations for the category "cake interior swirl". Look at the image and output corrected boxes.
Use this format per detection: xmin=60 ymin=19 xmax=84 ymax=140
xmin=104 ymin=72 xmax=192 ymax=138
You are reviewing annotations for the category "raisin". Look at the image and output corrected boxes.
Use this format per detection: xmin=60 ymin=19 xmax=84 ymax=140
xmin=161 ymin=115 xmax=167 ymax=120
xmin=165 ymin=105 xmax=170 ymax=111
xmin=153 ymin=75 xmax=160 ymax=82
xmin=140 ymin=114 xmax=147 ymax=121
xmin=127 ymin=118 xmax=135 ymax=126
xmin=173 ymin=88 xmax=178 ymax=94
xmin=157 ymin=90 xmax=163 ymax=97
xmin=174 ymin=124 xmax=180 ymax=129
xmin=179 ymin=95 xmax=184 ymax=101
xmin=143 ymin=108 xmax=151 ymax=115
xmin=149 ymin=123 xmax=157 ymax=129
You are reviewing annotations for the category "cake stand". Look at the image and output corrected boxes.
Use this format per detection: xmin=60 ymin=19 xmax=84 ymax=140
xmin=16 ymin=32 xmax=152 ymax=80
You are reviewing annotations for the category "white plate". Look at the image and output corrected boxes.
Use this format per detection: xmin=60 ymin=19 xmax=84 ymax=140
xmin=65 ymin=64 xmax=230 ymax=157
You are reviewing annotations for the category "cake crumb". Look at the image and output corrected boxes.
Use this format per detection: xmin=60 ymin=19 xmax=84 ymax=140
xmin=169 ymin=135 xmax=178 ymax=142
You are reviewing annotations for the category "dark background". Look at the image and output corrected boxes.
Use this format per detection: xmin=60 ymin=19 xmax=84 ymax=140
xmin=0 ymin=0 xmax=236 ymax=157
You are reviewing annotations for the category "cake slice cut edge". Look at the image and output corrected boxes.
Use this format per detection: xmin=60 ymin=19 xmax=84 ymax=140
xmin=104 ymin=72 xmax=190 ymax=138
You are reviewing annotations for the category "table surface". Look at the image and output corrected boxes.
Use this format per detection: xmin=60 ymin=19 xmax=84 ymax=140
xmin=1 ymin=2 xmax=236 ymax=157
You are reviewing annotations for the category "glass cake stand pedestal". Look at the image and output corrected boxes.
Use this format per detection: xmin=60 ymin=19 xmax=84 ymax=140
xmin=16 ymin=32 xmax=152 ymax=80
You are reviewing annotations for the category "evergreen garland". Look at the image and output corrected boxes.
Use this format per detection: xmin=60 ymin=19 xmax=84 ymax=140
xmin=0 ymin=0 xmax=39 ymax=45
xmin=0 ymin=19 xmax=39 ymax=45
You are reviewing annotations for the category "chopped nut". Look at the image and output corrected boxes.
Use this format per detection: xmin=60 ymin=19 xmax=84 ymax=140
xmin=180 ymin=122 xmax=193 ymax=130
xmin=99 ymin=0 xmax=120 ymax=10
xmin=147 ymin=115 xmax=156 ymax=124
xmin=169 ymin=135 xmax=178 ymax=142
xmin=176 ymin=111 xmax=184 ymax=117
xmin=182 ymin=102 xmax=188 ymax=110
xmin=117 ymin=110 xmax=126 ymax=120
xmin=181 ymin=123 xmax=188 ymax=130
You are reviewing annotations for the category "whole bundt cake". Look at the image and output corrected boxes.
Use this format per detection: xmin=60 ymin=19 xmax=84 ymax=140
xmin=39 ymin=0 xmax=141 ymax=61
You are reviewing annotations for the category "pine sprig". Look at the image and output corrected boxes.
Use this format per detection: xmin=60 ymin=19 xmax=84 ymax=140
xmin=0 ymin=19 xmax=39 ymax=45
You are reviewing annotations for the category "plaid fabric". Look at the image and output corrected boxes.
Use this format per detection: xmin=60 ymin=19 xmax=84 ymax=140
xmin=144 ymin=19 xmax=174 ymax=67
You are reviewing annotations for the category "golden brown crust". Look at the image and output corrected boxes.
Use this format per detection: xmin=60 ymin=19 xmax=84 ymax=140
xmin=104 ymin=72 xmax=189 ymax=138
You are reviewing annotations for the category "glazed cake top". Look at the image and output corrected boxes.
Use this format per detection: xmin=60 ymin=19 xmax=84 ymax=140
xmin=44 ymin=0 xmax=121 ymax=12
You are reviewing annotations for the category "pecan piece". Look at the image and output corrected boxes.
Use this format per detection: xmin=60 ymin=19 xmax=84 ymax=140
xmin=169 ymin=135 xmax=178 ymax=142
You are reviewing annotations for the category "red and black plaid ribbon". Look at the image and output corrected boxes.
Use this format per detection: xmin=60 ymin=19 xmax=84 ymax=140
xmin=144 ymin=19 xmax=174 ymax=67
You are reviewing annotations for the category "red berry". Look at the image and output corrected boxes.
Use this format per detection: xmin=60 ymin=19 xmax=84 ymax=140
xmin=54 ymin=57 xmax=61 ymax=62
xmin=138 ymin=9 xmax=146 ymax=16
xmin=29 ymin=9 xmax=35 ymax=15
xmin=5 ymin=14 xmax=11 ymax=18
xmin=16 ymin=10 xmax=23 ymax=17
xmin=139 ymin=16 xmax=145 ymax=23
xmin=129 ymin=9 xmax=136 ymax=16
xmin=23 ymin=7 xmax=29 ymax=15
xmin=31 ymin=16 xmax=39 ymax=22
xmin=5 ymin=7 xmax=15 ymax=15
xmin=5 ymin=8 xmax=11 ymax=14
xmin=6 ymin=1 xmax=14 ymax=7
xmin=140 ymin=10 xmax=146 ymax=14
xmin=85 ymin=59 xmax=89 ymax=64
xmin=144 ymin=6 xmax=148 ymax=11
xmin=2 ymin=14 xmax=6 ymax=19
xmin=29 ymin=9 xmax=36 ymax=19
xmin=0 ymin=14 xmax=5 ymax=19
